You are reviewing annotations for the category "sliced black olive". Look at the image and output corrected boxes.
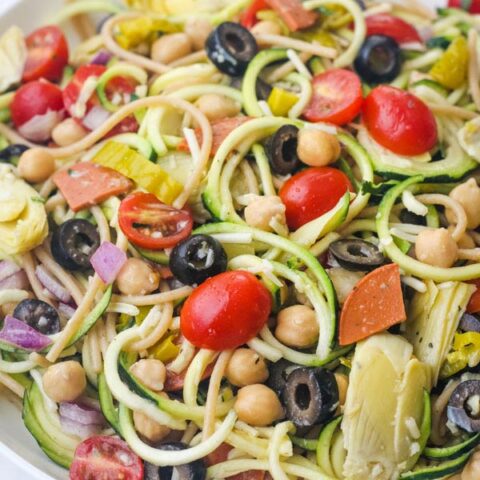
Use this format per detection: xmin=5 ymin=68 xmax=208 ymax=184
xmin=206 ymin=22 xmax=258 ymax=77
xmin=328 ymin=239 xmax=384 ymax=271
xmin=144 ymin=443 xmax=206 ymax=480
xmin=266 ymin=125 xmax=301 ymax=175
xmin=0 ymin=144 xmax=29 ymax=164
xmin=460 ymin=313 xmax=480 ymax=333
xmin=51 ymin=219 xmax=100 ymax=271
xmin=447 ymin=380 xmax=480 ymax=433
xmin=169 ymin=235 xmax=227 ymax=285
xmin=399 ymin=209 xmax=427 ymax=226
xmin=13 ymin=299 xmax=60 ymax=335
xmin=284 ymin=367 xmax=338 ymax=427
xmin=354 ymin=35 xmax=402 ymax=84
xmin=267 ymin=359 xmax=300 ymax=398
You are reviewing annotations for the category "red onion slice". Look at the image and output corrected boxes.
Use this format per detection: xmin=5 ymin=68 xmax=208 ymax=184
xmin=18 ymin=109 xmax=64 ymax=142
xmin=82 ymin=105 xmax=110 ymax=131
xmin=90 ymin=241 xmax=127 ymax=284
xmin=59 ymin=416 xmax=104 ymax=439
xmin=0 ymin=270 xmax=29 ymax=290
xmin=0 ymin=316 xmax=52 ymax=351
xmin=58 ymin=302 xmax=76 ymax=319
xmin=59 ymin=402 xmax=106 ymax=426
xmin=0 ymin=260 xmax=21 ymax=282
xmin=35 ymin=265 xmax=71 ymax=303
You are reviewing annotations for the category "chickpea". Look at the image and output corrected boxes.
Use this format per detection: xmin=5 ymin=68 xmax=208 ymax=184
xmin=244 ymin=195 xmax=286 ymax=232
xmin=449 ymin=227 xmax=476 ymax=250
xmin=415 ymin=228 xmax=458 ymax=268
xmin=116 ymin=258 xmax=160 ymax=296
xmin=151 ymin=33 xmax=192 ymax=64
xmin=52 ymin=118 xmax=88 ymax=147
xmin=251 ymin=20 xmax=283 ymax=37
xmin=275 ymin=305 xmax=319 ymax=349
xmin=184 ymin=17 xmax=213 ymax=51
xmin=297 ymin=129 xmax=341 ymax=168
xmin=226 ymin=348 xmax=269 ymax=387
xmin=18 ymin=148 xmax=55 ymax=184
xmin=130 ymin=359 xmax=166 ymax=392
xmin=446 ymin=179 xmax=480 ymax=229
xmin=133 ymin=411 xmax=171 ymax=442
xmin=195 ymin=94 xmax=241 ymax=122
xmin=334 ymin=373 xmax=349 ymax=408
xmin=42 ymin=361 xmax=86 ymax=403
xmin=461 ymin=450 xmax=480 ymax=480
xmin=234 ymin=384 xmax=283 ymax=426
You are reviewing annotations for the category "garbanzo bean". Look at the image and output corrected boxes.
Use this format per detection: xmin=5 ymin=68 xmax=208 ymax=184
xmin=195 ymin=94 xmax=241 ymax=121
xmin=234 ymin=384 xmax=283 ymax=426
xmin=151 ymin=33 xmax=192 ymax=64
xmin=184 ymin=17 xmax=212 ymax=51
xmin=116 ymin=258 xmax=160 ymax=296
xmin=133 ymin=411 xmax=171 ymax=442
xmin=251 ymin=20 xmax=283 ymax=37
xmin=42 ymin=361 xmax=86 ymax=403
xmin=461 ymin=450 xmax=480 ymax=480
xmin=244 ymin=195 xmax=286 ymax=232
xmin=275 ymin=305 xmax=319 ymax=349
xmin=226 ymin=348 xmax=269 ymax=387
xmin=297 ymin=129 xmax=341 ymax=167
xmin=415 ymin=228 xmax=458 ymax=268
xmin=130 ymin=359 xmax=166 ymax=392
xmin=52 ymin=118 xmax=88 ymax=147
xmin=18 ymin=148 xmax=55 ymax=184
xmin=447 ymin=178 xmax=480 ymax=229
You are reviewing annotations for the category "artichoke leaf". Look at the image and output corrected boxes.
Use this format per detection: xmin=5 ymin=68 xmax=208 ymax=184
xmin=0 ymin=26 xmax=27 ymax=93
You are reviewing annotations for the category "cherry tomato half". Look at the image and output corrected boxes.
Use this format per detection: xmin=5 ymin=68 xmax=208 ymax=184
xmin=280 ymin=167 xmax=353 ymax=230
xmin=302 ymin=69 xmax=363 ymax=126
xmin=365 ymin=14 xmax=422 ymax=45
xmin=467 ymin=279 xmax=480 ymax=314
xmin=180 ymin=271 xmax=272 ymax=350
xmin=63 ymin=64 xmax=106 ymax=119
xmin=118 ymin=192 xmax=193 ymax=250
xmin=362 ymin=85 xmax=438 ymax=156
xmin=70 ymin=436 xmax=143 ymax=480
xmin=240 ymin=0 xmax=268 ymax=28
xmin=11 ymin=80 xmax=64 ymax=128
xmin=449 ymin=0 xmax=480 ymax=13
xmin=23 ymin=26 xmax=69 ymax=83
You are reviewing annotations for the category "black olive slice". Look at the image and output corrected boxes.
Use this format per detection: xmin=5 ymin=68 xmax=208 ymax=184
xmin=399 ymin=209 xmax=427 ymax=226
xmin=354 ymin=35 xmax=402 ymax=84
xmin=51 ymin=219 xmax=100 ymax=271
xmin=284 ymin=367 xmax=338 ymax=427
xmin=206 ymin=22 xmax=258 ymax=77
xmin=144 ymin=443 xmax=206 ymax=480
xmin=460 ymin=313 xmax=480 ymax=333
xmin=0 ymin=144 xmax=29 ymax=164
xmin=328 ymin=239 xmax=384 ymax=271
xmin=267 ymin=359 xmax=300 ymax=398
xmin=169 ymin=235 xmax=227 ymax=285
xmin=13 ymin=299 xmax=60 ymax=335
xmin=447 ymin=380 xmax=480 ymax=433
xmin=266 ymin=125 xmax=301 ymax=175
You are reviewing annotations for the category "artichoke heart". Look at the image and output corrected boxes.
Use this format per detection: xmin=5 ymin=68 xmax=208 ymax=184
xmin=0 ymin=26 xmax=27 ymax=94
xmin=0 ymin=166 xmax=48 ymax=259
xmin=341 ymin=333 xmax=429 ymax=480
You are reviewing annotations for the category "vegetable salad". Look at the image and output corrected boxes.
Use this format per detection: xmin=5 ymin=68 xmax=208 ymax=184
xmin=2 ymin=0 xmax=480 ymax=479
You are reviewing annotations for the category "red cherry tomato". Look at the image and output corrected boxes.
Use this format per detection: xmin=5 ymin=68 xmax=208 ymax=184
xmin=23 ymin=26 xmax=69 ymax=83
xmin=70 ymin=436 xmax=143 ymax=480
xmin=303 ymin=69 xmax=363 ymax=126
xmin=63 ymin=64 xmax=106 ymax=119
xmin=362 ymin=85 xmax=438 ymax=156
xmin=180 ymin=271 xmax=272 ymax=350
xmin=118 ymin=193 xmax=193 ymax=250
xmin=240 ymin=0 xmax=268 ymax=28
xmin=365 ymin=14 xmax=422 ymax=44
xmin=467 ymin=279 xmax=480 ymax=314
xmin=279 ymin=167 xmax=353 ymax=230
xmin=449 ymin=0 xmax=480 ymax=13
xmin=11 ymin=80 xmax=64 ymax=128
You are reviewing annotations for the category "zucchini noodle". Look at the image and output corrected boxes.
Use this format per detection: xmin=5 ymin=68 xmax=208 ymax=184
xmin=52 ymin=1 xmax=122 ymax=25
xmin=247 ymin=337 xmax=283 ymax=362
xmin=0 ymin=354 xmax=35 ymax=374
xmin=285 ymin=73 xmax=313 ymax=119
xmin=253 ymin=34 xmax=337 ymax=59
xmin=0 ymin=371 xmax=25 ymax=397
xmin=183 ymin=349 xmax=217 ymax=407
xmin=269 ymin=422 xmax=294 ymax=480
xmin=468 ymin=29 xmax=480 ymax=111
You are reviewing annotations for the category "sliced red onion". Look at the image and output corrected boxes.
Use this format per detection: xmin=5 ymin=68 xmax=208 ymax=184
xmin=59 ymin=416 xmax=104 ymax=439
xmin=418 ymin=26 xmax=434 ymax=43
xmin=35 ymin=265 xmax=71 ymax=303
xmin=59 ymin=401 xmax=106 ymax=426
xmin=82 ymin=105 xmax=110 ymax=131
xmin=401 ymin=41 xmax=426 ymax=52
xmin=0 ymin=260 xmax=21 ymax=282
xmin=90 ymin=241 xmax=127 ymax=284
xmin=91 ymin=50 xmax=113 ymax=66
xmin=0 ymin=316 xmax=52 ymax=351
xmin=18 ymin=109 xmax=64 ymax=142
xmin=58 ymin=302 xmax=76 ymax=319
xmin=0 ymin=270 xmax=29 ymax=290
